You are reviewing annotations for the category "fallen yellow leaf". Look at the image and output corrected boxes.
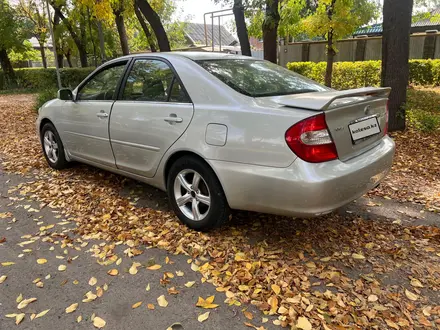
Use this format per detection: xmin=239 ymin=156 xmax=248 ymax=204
xmin=93 ymin=316 xmax=106 ymax=328
xmin=198 ymin=311 xmax=210 ymax=322
xmin=271 ymin=284 xmax=281 ymax=295
xmin=352 ymin=253 xmax=366 ymax=260
xmin=58 ymin=265 xmax=66 ymax=271
xmin=176 ymin=270 xmax=184 ymax=276
xmin=89 ymin=277 xmax=97 ymax=286
xmin=244 ymin=311 xmax=253 ymax=320
xmin=16 ymin=293 xmax=23 ymax=303
xmin=17 ymin=297 xmax=37 ymax=309
xmin=157 ymin=295 xmax=168 ymax=307
xmin=35 ymin=309 xmax=50 ymax=319
xmin=65 ymin=303 xmax=78 ymax=313
xmin=77 ymin=315 xmax=82 ymax=323
xmin=405 ymin=289 xmax=419 ymax=301
xmin=132 ymin=301 xmax=143 ymax=309
xmin=147 ymin=303 xmax=155 ymax=310
xmin=15 ymin=313 xmax=25 ymax=325
xmin=146 ymin=264 xmax=161 ymax=270
xmin=196 ymin=295 xmax=218 ymax=309
xmin=1 ymin=262 xmax=15 ymax=266
xmin=145 ymin=283 xmax=150 ymax=291
xmin=184 ymin=281 xmax=195 ymax=288
xmin=107 ymin=269 xmax=118 ymax=276
xmin=37 ymin=258 xmax=47 ymax=264
xmin=410 ymin=278 xmax=424 ymax=288
xmin=296 ymin=316 xmax=312 ymax=330
xmin=0 ymin=275 xmax=7 ymax=283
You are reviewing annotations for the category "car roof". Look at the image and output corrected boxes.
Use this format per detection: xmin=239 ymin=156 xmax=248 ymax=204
xmin=128 ymin=51 xmax=258 ymax=61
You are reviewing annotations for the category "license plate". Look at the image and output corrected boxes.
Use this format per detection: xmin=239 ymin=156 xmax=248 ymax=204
xmin=349 ymin=117 xmax=381 ymax=142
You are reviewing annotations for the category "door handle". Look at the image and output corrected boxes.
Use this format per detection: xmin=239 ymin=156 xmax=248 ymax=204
xmin=164 ymin=114 xmax=183 ymax=124
xmin=96 ymin=112 xmax=109 ymax=119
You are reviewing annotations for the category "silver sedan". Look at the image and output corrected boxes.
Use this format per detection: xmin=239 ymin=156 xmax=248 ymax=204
xmin=36 ymin=52 xmax=395 ymax=231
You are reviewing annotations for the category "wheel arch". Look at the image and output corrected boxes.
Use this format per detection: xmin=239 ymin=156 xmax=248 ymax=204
xmin=163 ymin=150 xmax=230 ymax=205
xmin=39 ymin=118 xmax=54 ymax=132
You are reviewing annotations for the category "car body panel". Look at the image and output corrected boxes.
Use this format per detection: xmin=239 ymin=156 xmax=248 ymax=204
xmin=109 ymin=101 xmax=194 ymax=177
xmin=208 ymin=136 xmax=395 ymax=216
xmin=36 ymin=52 xmax=395 ymax=219
xmin=57 ymin=100 xmax=116 ymax=167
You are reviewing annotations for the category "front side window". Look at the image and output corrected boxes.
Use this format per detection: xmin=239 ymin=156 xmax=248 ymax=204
xmin=122 ymin=59 xmax=189 ymax=102
xmin=196 ymin=59 xmax=329 ymax=97
xmin=77 ymin=62 xmax=127 ymax=101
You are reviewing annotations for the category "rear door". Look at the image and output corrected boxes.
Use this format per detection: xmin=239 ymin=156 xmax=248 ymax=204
xmin=110 ymin=58 xmax=194 ymax=177
xmin=61 ymin=60 xmax=128 ymax=167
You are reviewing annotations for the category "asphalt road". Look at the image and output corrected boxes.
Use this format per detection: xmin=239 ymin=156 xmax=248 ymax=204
xmin=0 ymin=168 xmax=276 ymax=330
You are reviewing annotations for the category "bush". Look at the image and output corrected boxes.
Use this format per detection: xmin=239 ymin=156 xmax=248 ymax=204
xmin=0 ymin=67 xmax=94 ymax=91
xmin=287 ymin=59 xmax=440 ymax=89
xmin=406 ymin=88 xmax=440 ymax=132
xmin=35 ymin=88 xmax=58 ymax=111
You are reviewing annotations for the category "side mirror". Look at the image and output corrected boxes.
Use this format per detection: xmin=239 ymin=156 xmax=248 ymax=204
xmin=57 ymin=88 xmax=73 ymax=101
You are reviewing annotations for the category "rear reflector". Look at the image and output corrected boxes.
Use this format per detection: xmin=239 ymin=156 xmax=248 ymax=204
xmin=285 ymin=113 xmax=338 ymax=163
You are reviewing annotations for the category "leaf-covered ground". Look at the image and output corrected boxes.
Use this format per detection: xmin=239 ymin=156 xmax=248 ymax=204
xmin=370 ymin=88 xmax=440 ymax=211
xmin=0 ymin=93 xmax=439 ymax=329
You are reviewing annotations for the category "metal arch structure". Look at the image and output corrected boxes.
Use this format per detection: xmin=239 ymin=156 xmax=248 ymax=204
xmin=203 ymin=8 xmax=234 ymax=52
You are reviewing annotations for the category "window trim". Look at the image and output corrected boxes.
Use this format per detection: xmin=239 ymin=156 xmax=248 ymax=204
xmin=116 ymin=56 xmax=192 ymax=104
xmin=75 ymin=59 xmax=131 ymax=102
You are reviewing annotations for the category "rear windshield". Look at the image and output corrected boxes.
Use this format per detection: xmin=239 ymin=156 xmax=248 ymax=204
xmin=196 ymin=59 xmax=329 ymax=97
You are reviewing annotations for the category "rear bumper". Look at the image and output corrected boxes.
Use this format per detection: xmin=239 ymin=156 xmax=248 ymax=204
xmin=208 ymin=136 xmax=395 ymax=217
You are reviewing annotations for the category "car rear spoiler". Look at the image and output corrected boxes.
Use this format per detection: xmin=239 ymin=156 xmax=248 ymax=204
xmin=275 ymin=87 xmax=391 ymax=111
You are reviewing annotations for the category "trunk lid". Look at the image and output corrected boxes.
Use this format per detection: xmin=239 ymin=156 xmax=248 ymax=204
xmin=271 ymin=87 xmax=391 ymax=161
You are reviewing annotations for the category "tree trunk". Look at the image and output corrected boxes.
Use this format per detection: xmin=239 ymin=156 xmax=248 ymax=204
xmin=134 ymin=4 xmax=157 ymax=52
xmin=233 ymin=0 xmax=251 ymax=56
xmin=53 ymin=11 xmax=63 ymax=68
xmin=136 ymin=0 xmax=171 ymax=52
xmin=65 ymin=50 xmax=73 ymax=68
xmin=0 ymin=48 xmax=17 ymax=88
xmin=51 ymin=3 xmax=88 ymax=67
xmin=87 ymin=8 xmax=98 ymax=66
xmin=114 ymin=10 xmax=130 ymax=55
xmin=381 ymin=0 xmax=413 ymax=132
xmin=325 ymin=30 xmax=335 ymax=87
xmin=262 ymin=0 xmax=280 ymax=63
xmin=39 ymin=42 xmax=48 ymax=68
xmin=97 ymin=21 xmax=107 ymax=63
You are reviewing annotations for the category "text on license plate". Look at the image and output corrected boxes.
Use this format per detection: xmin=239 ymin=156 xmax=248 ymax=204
xmin=349 ymin=117 xmax=381 ymax=141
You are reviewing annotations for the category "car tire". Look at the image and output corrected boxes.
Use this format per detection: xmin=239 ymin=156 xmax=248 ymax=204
xmin=40 ymin=122 xmax=69 ymax=170
xmin=167 ymin=156 xmax=230 ymax=231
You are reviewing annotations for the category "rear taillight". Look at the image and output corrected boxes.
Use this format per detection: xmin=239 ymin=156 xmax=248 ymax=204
xmin=285 ymin=113 xmax=338 ymax=163
xmin=384 ymin=101 xmax=389 ymax=135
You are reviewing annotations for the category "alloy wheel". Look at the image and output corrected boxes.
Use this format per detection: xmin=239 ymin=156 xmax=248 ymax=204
xmin=173 ymin=169 xmax=211 ymax=221
xmin=43 ymin=130 xmax=59 ymax=164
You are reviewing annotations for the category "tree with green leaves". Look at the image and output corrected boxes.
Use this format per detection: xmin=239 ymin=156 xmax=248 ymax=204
xmin=50 ymin=0 xmax=89 ymax=67
xmin=300 ymin=0 xmax=377 ymax=87
xmin=135 ymin=0 xmax=171 ymax=51
xmin=0 ymin=2 xmax=32 ymax=87
xmin=246 ymin=0 xmax=305 ymax=62
xmin=16 ymin=0 xmax=49 ymax=68
xmin=381 ymin=0 xmax=413 ymax=131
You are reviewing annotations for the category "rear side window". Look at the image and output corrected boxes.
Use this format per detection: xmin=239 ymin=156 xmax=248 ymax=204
xmin=122 ymin=59 xmax=190 ymax=103
xmin=196 ymin=59 xmax=328 ymax=97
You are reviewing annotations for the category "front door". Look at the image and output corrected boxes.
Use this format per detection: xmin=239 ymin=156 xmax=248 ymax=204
xmin=110 ymin=58 xmax=194 ymax=177
xmin=60 ymin=61 xmax=128 ymax=167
